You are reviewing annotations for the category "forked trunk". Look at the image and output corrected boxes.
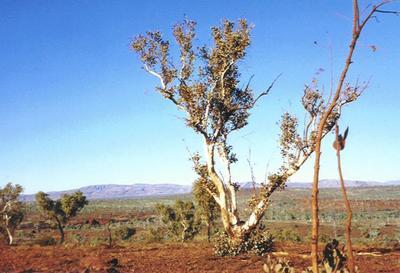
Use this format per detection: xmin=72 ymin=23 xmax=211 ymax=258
xmin=206 ymin=222 xmax=211 ymax=242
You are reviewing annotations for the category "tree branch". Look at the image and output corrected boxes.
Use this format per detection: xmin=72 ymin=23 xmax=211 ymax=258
xmin=143 ymin=64 xmax=166 ymax=89
xmin=252 ymin=73 xmax=282 ymax=107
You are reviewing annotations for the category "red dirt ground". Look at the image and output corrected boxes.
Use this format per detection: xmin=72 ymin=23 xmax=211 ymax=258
xmin=0 ymin=243 xmax=399 ymax=273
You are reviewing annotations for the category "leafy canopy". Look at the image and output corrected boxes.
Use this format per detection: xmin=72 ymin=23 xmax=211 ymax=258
xmin=132 ymin=19 xmax=269 ymax=143
xmin=0 ymin=183 xmax=24 ymax=230
xmin=35 ymin=191 xmax=88 ymax=223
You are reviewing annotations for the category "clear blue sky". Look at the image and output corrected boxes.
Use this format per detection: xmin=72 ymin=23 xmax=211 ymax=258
xmin=1 ymin=1 xmax=399 ymax=194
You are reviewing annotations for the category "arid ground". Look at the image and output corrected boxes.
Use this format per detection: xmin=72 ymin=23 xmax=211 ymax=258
xmin=1 ymin=187 xmax=399 ymax=272
xmin=1 ymin=243 xmax=399 ymax=272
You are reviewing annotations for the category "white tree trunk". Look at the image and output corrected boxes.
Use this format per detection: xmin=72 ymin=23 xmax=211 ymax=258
xmin=6 ymin=227 xmax=13 ymax=245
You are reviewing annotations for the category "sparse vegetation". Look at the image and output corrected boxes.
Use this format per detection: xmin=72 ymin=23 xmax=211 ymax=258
xmin=0 ymin=183 xmax=24 ymax=245
xmin=156 ymin=200 xmax=199 ymax=242
xmin=263 ymin=255 xmax=295 ymax=273
xmin=35 ymin=191 xmax=88 ymax=244
xmin=0 ymin=186 xmax=398 ymax=271
xmin=114 ymin=226 xmax=136 ymax=241
xmin=1 ymin=0 xmax=398 ymax=272
xmin=213 ymin=225 xmax=274 ymax=256
xmin=192 ymin=169 xmax=219 ymax=242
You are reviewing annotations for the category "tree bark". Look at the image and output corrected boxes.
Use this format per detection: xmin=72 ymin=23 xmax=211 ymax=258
xmin=336 ymin=125 xmax=355 ymax=273
xmin=309 ymin=1 xmax=369 ymax=270
xmin=206 ymin=222 xmax=211 ymax=242
xmin=55 ymin=217 xmax=64 ymax=244
xmin=311 ymin=140 xmax=322 ymax=273
xmin=107 ymin=222 xmax=112 ymax=247
xmin=6 ymin=226 xmax=13 ymax=245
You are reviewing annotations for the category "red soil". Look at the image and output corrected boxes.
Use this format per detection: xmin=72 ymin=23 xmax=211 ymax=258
xmin=0 ymin=243 xmax=399 ymax=273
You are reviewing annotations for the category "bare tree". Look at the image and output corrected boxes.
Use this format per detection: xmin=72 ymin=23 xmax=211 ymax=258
xmin=334 ymin=124 xmax=355 ymax=273
xmin=309 ymin=1 xmax=397 ymax=272
xmin=0 ymin=183 xmax=24 ymax=245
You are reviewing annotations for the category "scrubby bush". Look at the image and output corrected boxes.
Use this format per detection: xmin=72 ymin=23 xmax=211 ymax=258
xmin=142 ymin=227 xmax=165 ymax=243
xmin=213 ymin=232 xmax=237 ymax=256
xmin=364 ymin=228 xmax=380 ymax=239
xmin=214 ymin=226 xmax=274 ymax=256
xmin=35 ymin=191 xmax=88 ymax=244
xmin=90 ymin=219 xmax=101 ymax=227
xmin=71 ymin=234 xmax=84 ymax=245
xmin=192 ymin=163 xmax=219 ymax=242
xmin=114 ymin=226 xmax=136 ymax=241
xmin=156 ymin=200 xmax=199 ymax=242
xmin=273 ymin=229 xmax=302 ymax=243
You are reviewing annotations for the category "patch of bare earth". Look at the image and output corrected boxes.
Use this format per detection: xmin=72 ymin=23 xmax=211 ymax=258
xmin=0 ymin=243 xmax=399 ymax=273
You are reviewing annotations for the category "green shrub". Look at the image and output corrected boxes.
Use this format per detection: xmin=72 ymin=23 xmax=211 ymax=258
xmin=365 ymin=228 xmax=380 ymax=239
xmin=71 ymin=234 xmax=84 ymax=244
xmin=273 ymin=229 xmax=301 ymax=243
xmin=114 ymin=226 xmax=136 ymax=241
xmin=142 ymin=227 xmax=164 ymax=243
xmin=156 ymin=200 xmax=199 ymax=242
xmin=213 ymin=232 xmax=237 ymax=256
xmin=213 ymin=228 xmax=274 ymax=256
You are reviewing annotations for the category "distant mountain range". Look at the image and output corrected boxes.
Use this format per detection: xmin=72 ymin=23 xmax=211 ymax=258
xmin=21 ymin=180 xmax=400 ymax=201
xmin=287 ymin=179 xmax=400 ymax=189
xmin=21 ymin=183 xmax=191 ymax=201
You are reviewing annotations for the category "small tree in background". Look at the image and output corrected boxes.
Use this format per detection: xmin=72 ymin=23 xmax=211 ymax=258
xmin=156 ymin=200 xmax=199 ymax=242
xmin=35 ymin=191 xmax=88 ymax=244
xmin=0 ymin=183 xmax=24 ymax=245
xmin=192 ymin=156 xmax=219 ymax=242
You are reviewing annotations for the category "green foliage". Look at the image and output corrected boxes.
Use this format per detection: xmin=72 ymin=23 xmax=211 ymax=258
xmin=156 ymin=200 xmax=199 ymax=242
xmin=213 ymin=227 xmax=274 ymax=256
xmin=247 ymin=230 xmax=275 ymax=256
xmin=192 ymin=164 xmax=219 ymax=241
xmin=114 ymin=226 xmax=136 ymax=241
xmin=0 ymin=183 xmax=25 ymax=244
xmin=364 ymin=228 xmax=380 ymax=239
xmin=35 ymin=191 xmax=88 ymax=243
xmin=273 ymin=229 xmax=302 ymax=243
xmin=213 ymin=232 xmax=237 ymax=256
xmin=35 ymin=192 xmax=65 ymax=222
xmin=35 ymin=191 xmax=88 ymax=223
xmin=132 ymin=19 xmax=254 ymax=140
xmin=60 ymin=191 xmax=88 ymax=218
xmin=142 ymin=227 xmax=165 ymax=243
